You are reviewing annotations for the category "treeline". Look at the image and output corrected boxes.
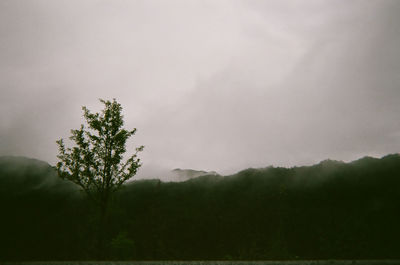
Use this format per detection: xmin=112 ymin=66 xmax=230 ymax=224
xmin=1 ymin=154 xmax=400 ymax=261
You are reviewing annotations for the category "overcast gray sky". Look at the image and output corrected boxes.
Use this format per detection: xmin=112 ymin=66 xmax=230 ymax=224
xmin=1 ymin=0 xmax=400 ymax=178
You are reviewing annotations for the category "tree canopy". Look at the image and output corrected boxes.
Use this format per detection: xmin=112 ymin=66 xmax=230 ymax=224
xmin=56 ymin=99 xmax=144 ymax=205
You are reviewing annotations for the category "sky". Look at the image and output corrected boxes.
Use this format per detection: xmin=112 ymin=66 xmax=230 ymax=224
xmin=1 ymin=0 xmax=400 ymax=179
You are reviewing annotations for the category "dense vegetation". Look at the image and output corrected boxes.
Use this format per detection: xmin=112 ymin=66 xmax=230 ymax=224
xmin=1 ymin=154 xmax=400 ymax=261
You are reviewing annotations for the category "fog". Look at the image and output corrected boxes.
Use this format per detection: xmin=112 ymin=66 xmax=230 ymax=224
xmin=1 ymin=0 xmax=400 ymax=178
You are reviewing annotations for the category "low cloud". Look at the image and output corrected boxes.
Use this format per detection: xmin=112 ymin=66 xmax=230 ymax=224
xmin=1 ymin=0 xmax=399 ymax=177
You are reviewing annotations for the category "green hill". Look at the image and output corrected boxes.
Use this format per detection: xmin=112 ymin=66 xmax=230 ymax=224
xmin=1 ymin=154 xmax=399 ymax=260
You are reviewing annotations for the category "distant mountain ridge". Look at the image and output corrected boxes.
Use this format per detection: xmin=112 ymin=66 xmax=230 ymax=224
xmin=0 ymin=156 xmax=221 ymax=187
xmin=171 ymin=168 xmax=219 ymax=181
xmin=0 ymin=155 xmax=77 ymax=194
xmin=1 ymin=154 xmax=399 ymax=186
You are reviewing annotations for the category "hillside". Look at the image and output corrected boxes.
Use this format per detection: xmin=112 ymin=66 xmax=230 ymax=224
xmin=1 ymin=154 xmax=400 ymax=260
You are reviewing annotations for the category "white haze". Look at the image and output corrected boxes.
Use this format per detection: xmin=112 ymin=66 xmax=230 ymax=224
xmin=1 ymin=0 xmax=400 ymax=179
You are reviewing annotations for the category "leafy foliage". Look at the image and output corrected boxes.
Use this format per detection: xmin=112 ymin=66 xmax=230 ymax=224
xmin=56 ymin=99 xmax=144 ymax=203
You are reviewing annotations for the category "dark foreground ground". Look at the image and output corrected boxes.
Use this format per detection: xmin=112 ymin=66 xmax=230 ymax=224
xmin=3 ymin=261 xmax=400 ymax=265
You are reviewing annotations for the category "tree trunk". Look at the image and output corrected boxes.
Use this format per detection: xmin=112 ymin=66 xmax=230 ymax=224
xmin=98 ymin=198 xmax=109 ymax=259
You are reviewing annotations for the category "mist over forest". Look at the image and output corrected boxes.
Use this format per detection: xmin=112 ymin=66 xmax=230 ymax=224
xmin=1 ymin=154 xmax=399 ymax=261
xmin=2 ymin=1 xmax=400 ymax=263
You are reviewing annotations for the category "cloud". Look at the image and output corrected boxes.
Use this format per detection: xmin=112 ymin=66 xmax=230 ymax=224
xmin=1 ymin=0 xmax=400 ymax=177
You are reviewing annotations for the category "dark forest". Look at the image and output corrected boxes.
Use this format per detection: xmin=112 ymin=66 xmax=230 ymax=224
xmin=1 ymin=154 xmax=399 ymax=261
